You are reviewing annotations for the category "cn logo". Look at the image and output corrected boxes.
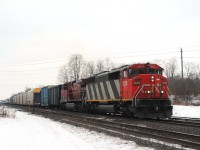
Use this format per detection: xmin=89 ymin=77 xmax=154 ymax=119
xmin=123 ymin=81 xmax=127 ymax=86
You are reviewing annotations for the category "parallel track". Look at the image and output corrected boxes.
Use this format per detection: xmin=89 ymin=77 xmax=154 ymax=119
xmin=35 ymin=108 xmax=200 ymax=149
xmin=145 ymin=118 xmax=200 ymax=128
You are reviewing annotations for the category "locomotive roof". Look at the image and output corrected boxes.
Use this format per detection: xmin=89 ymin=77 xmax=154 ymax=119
xmin=110 ymin=65 xmax=130 ymax=73
xmin=110 ymin=63 xmax=163 ymax=72
xmin=96 ymin=63 xmax=162 ymax=77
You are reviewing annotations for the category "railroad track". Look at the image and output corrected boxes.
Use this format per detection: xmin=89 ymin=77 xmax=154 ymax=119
xmin=7 ymin=104 xmax=200 ymax=127
xmin=35 ymin=108 xmax=200 ymax=149
xmin=6 ymin=104 xmax=200 ymax=149
xmin=171 ymin=116 xmax=200 ymax=122
xmin=158 ymin=118 xmax=200 ymax=128
xmin=142 ymin=118 xmax=200 ymax=128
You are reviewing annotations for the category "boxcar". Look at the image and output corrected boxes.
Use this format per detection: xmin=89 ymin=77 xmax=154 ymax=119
xmin=22 ymin=92 xmax=27 ymax=105
xmin=33 ymin=88 xmax=41 ymax=107
xmin=41 ymin=86 xmax=52 ymax=107
xmin=48 ymin=85 xmax=61 ymax=108
xmin=27 ymin=88 xmax=41 ymax=106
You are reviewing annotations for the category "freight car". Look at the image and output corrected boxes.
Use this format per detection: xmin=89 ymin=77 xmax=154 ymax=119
xmin=48 ymin=85 xmax=62 ymax=108
xmin=60 ymin=63 xmax=173 ymax=118
xmin=41 ymin=86 xmax=50 ymax=107
xmin=10 ymin=88 xmax=41 ymax=106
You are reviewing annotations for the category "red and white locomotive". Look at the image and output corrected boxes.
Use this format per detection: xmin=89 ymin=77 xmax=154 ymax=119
xmin=60 ymin=63 xmax=172 ymax=118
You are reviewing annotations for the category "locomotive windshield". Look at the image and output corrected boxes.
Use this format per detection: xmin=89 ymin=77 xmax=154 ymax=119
xmin=155 ymin=69 xmax=163 ymax=75
xmin=138 ymin=68 xmax=147 ymax=74
xmin=128 ymin=67 xmax=163 ymax=77
xmin=138 ymin=68 xmax=163 ymax=75
xmin=128 ymin=68 xmax=137 ymax=77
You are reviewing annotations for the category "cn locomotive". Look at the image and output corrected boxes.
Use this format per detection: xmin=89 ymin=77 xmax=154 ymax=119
xmin=60 ymin=63 xmax=172 ymax=118
xmin=10 ymin=63 xmax=173 ymax=118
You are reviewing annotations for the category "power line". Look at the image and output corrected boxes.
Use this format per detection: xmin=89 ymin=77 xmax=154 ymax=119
xmin=184 ymin=50 xmax=200 ymax=52
xmin=0 ymin=47 xmax=199 ymax=67
xmin=90 ymin=47 xmax=179 ymax=55
xmin=0 ymin=57 xmax=67 ymax=65
xmin=94 ymin=51 xmax=179 ymax=59
xmin=0 ymin=59 xmax=66 ymax=67
xmin=0 ymin=83 xmax=57 ymax=86
xmin=0 ymin=47 xmax=180 ymax=65
xmin=184 ymin=57 xmax=200 ymax=58
xmin=0 ymin=67 xmax=60 ymax=73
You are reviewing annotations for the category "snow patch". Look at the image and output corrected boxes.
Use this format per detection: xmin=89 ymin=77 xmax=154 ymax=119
xmin=173 ymin=105 xmax=200 ymax=118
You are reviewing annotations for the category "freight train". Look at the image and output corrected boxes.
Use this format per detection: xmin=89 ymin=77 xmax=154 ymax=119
xmin=10 ymin=63 xmax=173 ymax=118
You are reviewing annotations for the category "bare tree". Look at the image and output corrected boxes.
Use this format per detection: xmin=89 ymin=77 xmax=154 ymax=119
xmin=58 ymin=64 xmax=68 ymax=83
xmin=164 ymin=58 xmax=177 ymax=78
xmin=87 ymin=61 xmax=96 ymax=77
xmin=197 ymin=65 xmax=200 ymax=78
xmin=68 ymin=54 xmax=84 ymax=81
xmin=58 ymin=55 xmax=115 ymax=82
xmin=104 ymin=58 xmax=115 ymax=71
xmin=24 ymin=86 xmax=32 ymax=92
xmin=96 ymin=59 xmax=105 ymax=73
xmin=184 ymin=62 xmax=197 ymax=79
xmin=81 ymin=61 xmax=95 ymax=78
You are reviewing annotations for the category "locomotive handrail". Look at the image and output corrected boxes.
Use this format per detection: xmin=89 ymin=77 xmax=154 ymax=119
xmin=135 ymin=85 xmax=144 ymax=107
xmin=132 ymin=85 xmax=144 ymax=107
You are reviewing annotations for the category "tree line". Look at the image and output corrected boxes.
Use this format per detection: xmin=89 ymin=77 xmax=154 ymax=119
xmin=57 ymin=54 xmax=115 ymax=83
xmin=163 ymin=58 xmax=200 ymax=104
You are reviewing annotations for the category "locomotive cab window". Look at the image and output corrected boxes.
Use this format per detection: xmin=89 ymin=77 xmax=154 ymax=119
xmin=128 ymin=68 xmax=137 ymax=77
xmin=138 ymin=68 xmax=147 ymax=74
xmin=156 ymin=69 xmax=163 ymax=75
xmin=148 ymin=68 xmax=155 ymax=74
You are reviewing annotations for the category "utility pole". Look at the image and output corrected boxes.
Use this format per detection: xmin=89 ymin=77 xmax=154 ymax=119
xmin=181 ymin=48 xmax=184 ymax=79
xmin=75 ymin=55 xmax=77 ymax=81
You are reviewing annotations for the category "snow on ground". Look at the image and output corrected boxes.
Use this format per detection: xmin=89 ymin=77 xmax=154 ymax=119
xmin=0 ymin=110 xmax=152 ymax=150
xmin=173 ymin=105 xmax=200 ymax=118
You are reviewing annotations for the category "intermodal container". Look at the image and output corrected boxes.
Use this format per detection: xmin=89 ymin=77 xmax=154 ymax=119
xmin=33 ymin=88 xmax=41 ymax=106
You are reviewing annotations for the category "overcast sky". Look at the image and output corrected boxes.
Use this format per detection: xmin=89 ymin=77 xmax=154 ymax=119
xmin=1 ymin=0 xmax=200 ymax=99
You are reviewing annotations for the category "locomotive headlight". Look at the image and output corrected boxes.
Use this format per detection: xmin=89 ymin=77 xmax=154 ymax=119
xmin=161 ymin=90 xmax=164 ymax=94
xmin=147 ymin=91 xmax=151 ymax=94
xmin=151 ymin=76 xmax=154 ymax=82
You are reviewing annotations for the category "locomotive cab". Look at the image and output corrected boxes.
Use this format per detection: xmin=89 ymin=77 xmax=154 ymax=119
xmin=120 ymin=63 xmax=172 ymax=118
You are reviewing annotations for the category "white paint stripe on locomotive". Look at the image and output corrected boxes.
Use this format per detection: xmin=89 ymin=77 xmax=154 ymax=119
xmin=95 ymin=83 xmax=101 ymax=100
xmin=90 ymin=84 xmax=95 ymax=100
xmin=100 ymin=82 xmax=107 ymax=99
xmin=106 ymin=81 xmax=115 ymax=99
xmin=86 ymin=85 xmax=91 ymax=100
xmin=114 ymin=79 xmax=120 ymax=96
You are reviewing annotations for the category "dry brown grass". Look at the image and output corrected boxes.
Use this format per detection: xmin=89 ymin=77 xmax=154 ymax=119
xmin=0 ymin=106 xmax=16 ymax=118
